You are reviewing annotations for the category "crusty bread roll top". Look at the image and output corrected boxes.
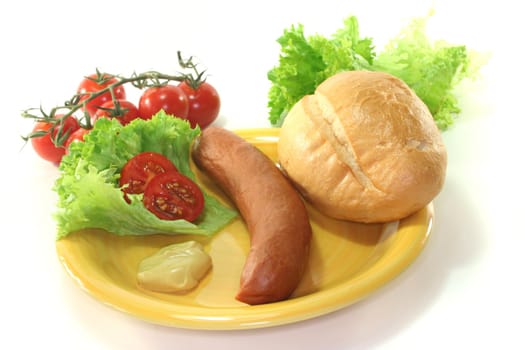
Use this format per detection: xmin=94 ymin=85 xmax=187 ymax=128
xmin=278 ymin=70 xmax=447 ymax=223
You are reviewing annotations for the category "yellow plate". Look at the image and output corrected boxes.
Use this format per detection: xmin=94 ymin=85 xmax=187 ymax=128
xmin=56 ymin=128 xmax=433 ymax=330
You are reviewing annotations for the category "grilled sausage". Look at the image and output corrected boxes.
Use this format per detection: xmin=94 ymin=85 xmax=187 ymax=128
xmin=192 ymin=126 xmax=312 ymax=305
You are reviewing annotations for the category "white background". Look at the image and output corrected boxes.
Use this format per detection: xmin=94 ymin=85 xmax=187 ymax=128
xmin=2 ymin=0 xmax=524 ymax=349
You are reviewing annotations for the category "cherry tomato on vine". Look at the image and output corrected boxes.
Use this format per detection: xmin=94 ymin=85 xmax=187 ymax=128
xmin=31 ymin=115 xmax=80 ymax=164
xmin=65 ymin=127 xmax=90 ymax=152
xmin=77 ymin=74 xmax=126 ymax=117
xmin=178 ymin=81 xmax=220 ymax=128
xmin=119 ymin=152 xmax=179 ymax=195
xmin=138 ymin=85 xmax=189 ymax=120
xmin=143 ymin=170 xmax=204 ymax=222
xmin=93 ymin=99 xmax=141 ymax=125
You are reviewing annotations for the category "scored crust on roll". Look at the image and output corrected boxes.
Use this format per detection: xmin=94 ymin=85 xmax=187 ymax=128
xmin=278 ymin=70 xmax=447 ymax=223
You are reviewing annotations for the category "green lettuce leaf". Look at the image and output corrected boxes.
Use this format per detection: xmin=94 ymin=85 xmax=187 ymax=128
xmin=372 ymin=13 xmax=480 ymax=130
xmin=267 ymin=13 xmax=483 ymax=130
xmin=267 ymin=16 xmax=375 ymax=126
xmin=54 ymin=112 xmax=237 ymax=240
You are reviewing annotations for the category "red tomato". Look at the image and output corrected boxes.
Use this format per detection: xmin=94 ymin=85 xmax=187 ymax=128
xmin=31 ymin=115 xmax=80 ymax=164
xmin=77 ymin=74 xmax=126 ymax=116
xmin=93 ymin=99 xmax=141 ymax=125
xmin=143 ymin=170 xmax=204 ymax=222
xmin=65 ymin=127 xmax=90 ymax=152
xmin=178 ymin=81 xmax=221 ymax=128
xmin=138 ymin=85 xmax=189 ymax=120
xmin=119 ymin=152 xmax=178 ymax=195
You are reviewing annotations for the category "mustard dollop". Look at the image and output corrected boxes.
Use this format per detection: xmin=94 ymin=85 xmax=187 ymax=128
xmin=137 ymin=241 xmax=212 ymax=293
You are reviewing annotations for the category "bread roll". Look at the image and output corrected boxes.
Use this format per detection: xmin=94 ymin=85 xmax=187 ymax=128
xmin=278 ymin=70 xmax=447 ymax=223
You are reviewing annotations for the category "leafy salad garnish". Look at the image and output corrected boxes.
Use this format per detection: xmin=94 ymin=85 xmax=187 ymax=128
xmin=54 ymin=112 xmax=237 ymax=240
xmin=267 ymin=12 xmax=485 ymax=130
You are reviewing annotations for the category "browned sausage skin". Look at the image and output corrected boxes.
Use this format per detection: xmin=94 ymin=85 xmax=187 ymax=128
xmin=192 ymin=126 xmax=312 ymax=305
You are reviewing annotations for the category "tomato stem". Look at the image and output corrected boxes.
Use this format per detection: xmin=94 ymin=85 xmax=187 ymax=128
xmin=178 ymin=51 xmax=207 ymax=90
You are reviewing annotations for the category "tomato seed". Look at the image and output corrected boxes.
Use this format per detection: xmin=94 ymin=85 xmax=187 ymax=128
xmin=154 ymin=196 xmax=183 ymax=217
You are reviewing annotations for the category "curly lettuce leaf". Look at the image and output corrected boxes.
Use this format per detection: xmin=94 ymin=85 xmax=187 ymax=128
xmin=267 ymin=12 xmax=483 ymax=130
xmin=267 ymin=16 xmax=374 ymax=126
xmin=372 ymin=13 xmax=481 ymax=130
xmin=54 ymin=112 xmax=237 ymax=240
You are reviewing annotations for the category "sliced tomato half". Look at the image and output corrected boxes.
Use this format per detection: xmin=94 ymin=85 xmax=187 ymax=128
xmin=119 ymin=152 xmax=178 ymax=195
xmin=143 ymin=170 xmax=205 ymax=222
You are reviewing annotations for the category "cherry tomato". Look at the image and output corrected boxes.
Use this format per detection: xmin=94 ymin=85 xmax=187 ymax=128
xmin=119 ymin=152 xmax=178 ymax=195
xmin=93 ymin=99 xmax=141 ymax=125
xmin=77 ymin=74 xmax=126 ymax=117
xmin=65 ymin=127 xmax=90 ymax=152
xmin=31 ymin=115 xmax=80 ymax=164
xmin=143 ymin=170 xmax=204 ymax=222
xmin=178 ymin=81 xmax=221 ymax=128
xmin=138 ymin=85 xmax=189 ymax=120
